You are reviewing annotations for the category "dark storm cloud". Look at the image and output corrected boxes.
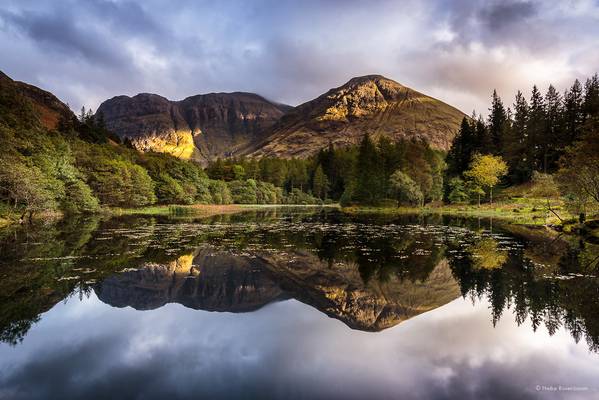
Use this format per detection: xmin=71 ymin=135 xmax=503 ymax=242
xmin=0 ymin=8 xmax=127 ymax=67
xmin=0 ymin=0 xmax=597 ymax=115
xmin=482 ymin=1 xmax=537 ymax=32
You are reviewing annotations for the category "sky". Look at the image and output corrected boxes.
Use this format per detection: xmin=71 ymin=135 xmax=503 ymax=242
xmin=1 ymin=294 xmax=598 ymax=399
xmin=1 ymin=0 xmax=598 ymax=115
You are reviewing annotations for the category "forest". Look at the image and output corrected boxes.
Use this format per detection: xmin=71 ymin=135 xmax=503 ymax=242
xmin=1 ymin=73 xmax=599 ymax=223
xmin=445 ymin=74 xmax=599 ymax=218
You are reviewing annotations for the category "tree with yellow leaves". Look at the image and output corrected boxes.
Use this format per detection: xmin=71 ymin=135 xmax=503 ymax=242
xmin=464 ymin=154 xmax=508 ymax=205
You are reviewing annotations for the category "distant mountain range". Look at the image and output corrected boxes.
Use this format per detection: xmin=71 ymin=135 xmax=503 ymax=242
xmin=2 ymin=70 xmax=466 ymax=163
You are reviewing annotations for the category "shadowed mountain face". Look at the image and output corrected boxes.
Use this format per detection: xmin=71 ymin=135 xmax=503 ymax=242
xmin=96 ymin=92 xmax=291 ymax=163
xmin=94 ymin=247 xmax=460 ymax=331
xmin=243 ymin=75 xmax=467 ymax=158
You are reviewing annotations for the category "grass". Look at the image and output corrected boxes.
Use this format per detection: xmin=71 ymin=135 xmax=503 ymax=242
xmin=105 ymin=204 xmax=247 ymax=217
xmin=344 ymin=197 xmax=573 ymax=226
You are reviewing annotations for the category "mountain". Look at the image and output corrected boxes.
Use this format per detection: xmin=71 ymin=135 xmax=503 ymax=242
xmin=243 ymin=75 xmax=467 ymax=158
xmin=96 ymin=92 xmax=291 ymax=163
xmin=96 ymin=74 xmax=466 ymax=162
xmin=0 ymin=70 xmax=75 ymax=131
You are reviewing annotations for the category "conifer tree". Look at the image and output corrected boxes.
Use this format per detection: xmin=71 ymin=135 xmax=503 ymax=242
xmin=528 ymin=85 xmax=546 ymax=173
xmin=563 ymin=79 xmax=584 ymax=144
xmin=543 ymin=85 xmax=563 ymax=172
xmin=312 ymin=164 xmax=329 ymax=199
xmin=488 ymin=90 xmax=509 ymax=153
xmin=474 ymin=115 xmax=492 ymax=153
xmin=446 ymin=117 xmax=475 ymax=177
xmin=354 ymin=134 xmax=384 ymax=205
xmin=505 ymin=91 xmax=529 ymax=182
xmin=583 ymin=74 xmax=599 ymax=135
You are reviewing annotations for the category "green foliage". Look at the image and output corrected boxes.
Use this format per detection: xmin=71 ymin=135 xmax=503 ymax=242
xmin=228 ymin=180 xmax=257 ymax=204
xmin=209 ymin=180 xmax=232 ymax=204
xmin=312 ymin=164 xmax=329 ymax=199
xmin=255 ymin=180 xmax=282 ymax=204
xmin=284 ymin=188 xmax=321 ymax=205
xmin=339 ymin=183 xmax=355 ymax=207
xmin=464 ymin=153 xmax=508 ymax=203
xmin=354 ymin=134 xmax=385 ymax=205
xmin=557 ymin=130 xmax=599 ymax=216
xmin=447 ymin=177 xmax=469 ymax=204
xmin=465 ymin=154 xmax=508 ymax=189
xmin=0 ymin=157 xmax=58 ymax=218
xmin=62 ymin=179 xmax=100 ymax=213
xmin=389 ymin=170 xmax=423 ymax=206
xmin=155 ymin=173 xmax=187 ymax=204
xmin=448 ymin=74 xmax=599 ymax=185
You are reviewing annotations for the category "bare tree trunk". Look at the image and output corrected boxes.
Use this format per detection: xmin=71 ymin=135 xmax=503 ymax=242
xmin=490 ymin=187 xmax=493 ymax=204
xmin=545 ymin=197 xmax=563 ymax=222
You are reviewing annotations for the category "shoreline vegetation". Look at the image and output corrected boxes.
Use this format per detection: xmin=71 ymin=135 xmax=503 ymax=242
xmin=1 ymin=72 xmax=598 ymax=239
xmin=2 ymin=200 xmax=597 ymax=242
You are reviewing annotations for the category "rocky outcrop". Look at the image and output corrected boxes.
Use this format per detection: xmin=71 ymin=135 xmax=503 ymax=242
xmin=243 ymin=75 xmax=467 ymax=158
xmin=96 ymin=92 xmax=291 ymax=163
xmin=95 ymin=248 xmax=460 ymax=331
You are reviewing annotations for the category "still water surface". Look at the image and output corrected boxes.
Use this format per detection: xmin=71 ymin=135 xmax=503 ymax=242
xmin=1 ymin=208 xmax=598 ymax=399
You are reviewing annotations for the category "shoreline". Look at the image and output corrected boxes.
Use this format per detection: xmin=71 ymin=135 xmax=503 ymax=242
xmin=342 ymin=203 xmax=565 ymax=226
xmin=2 ymin=202 xmax=596 ymax=240
xmin=0 ymin=204 xmax=338 ymax=227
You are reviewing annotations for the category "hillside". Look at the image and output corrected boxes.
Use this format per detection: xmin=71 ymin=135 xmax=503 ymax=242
xmin=243 ymin=75 xmax=467 ymax=158
xmin=0 ymin=70 xmax=75 ymax=131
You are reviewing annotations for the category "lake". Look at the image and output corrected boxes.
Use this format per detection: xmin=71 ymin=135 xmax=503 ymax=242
xmin=1 ymin=208 xmax=598 ymax=399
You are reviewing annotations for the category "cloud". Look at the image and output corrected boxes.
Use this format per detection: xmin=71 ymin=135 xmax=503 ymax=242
xmin=1 ymin=294 xmax=598 ymax=399
xmin=0 ymin=0 xmax=597 ymax=115
xmin=0 ymin=8 xmax=127 ymax=68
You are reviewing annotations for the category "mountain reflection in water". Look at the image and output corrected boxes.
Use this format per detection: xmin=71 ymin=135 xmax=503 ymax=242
xmin=95 ymin=249 xmax=460 ymax=331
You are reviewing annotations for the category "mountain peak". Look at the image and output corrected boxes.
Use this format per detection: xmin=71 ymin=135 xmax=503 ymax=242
xmin=345 ymin=74 xmax=396 ymax=84
xmin=243 ymin=75 xmax=466 ymax=158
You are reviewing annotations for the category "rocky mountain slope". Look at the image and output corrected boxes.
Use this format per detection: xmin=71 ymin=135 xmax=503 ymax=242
xmin=0 ymin=70 xmax=75 ymax=131
xmin=243 ymin=75 xmax=467 ymax=158
xmin=96 ymin=92 xmax=291 ymax=163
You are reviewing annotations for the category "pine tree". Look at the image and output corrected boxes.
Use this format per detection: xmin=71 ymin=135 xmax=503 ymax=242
xmin=488 ymin=90 xmax=509 ymax=154
xmin=474 ymin=115 xmax=492 ymax=153
xmin=563 ymin=80 xmax=584 ymax=144
xmin=353 ymin=134 xmax=384 ymax=205
xmin=312 ymin=164 xmax=329 ymax=199
xmin=446 ymin=117 xmax=475 ymax=177
xmin=543 ymin=85 xmax=563 ymax=172
xmin=528 ymin=85 xmax=546 ymax=172
xmin=506 ymin=91 xmax=529 ymax=182
xmin=583 ymin=74 xmax=599 ymax=135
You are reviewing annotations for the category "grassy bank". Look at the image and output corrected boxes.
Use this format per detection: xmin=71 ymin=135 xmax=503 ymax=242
xmin=344 ymin=197 xmax=574 ymax=226
xmin=104 ymin=204 xmax=248 ymax=218
xmin=0 ymin=203 xmax=339 ymax=228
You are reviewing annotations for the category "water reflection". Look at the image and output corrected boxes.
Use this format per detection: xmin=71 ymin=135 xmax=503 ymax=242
xmin=1 ymin=209 xmax=598 ymax=350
